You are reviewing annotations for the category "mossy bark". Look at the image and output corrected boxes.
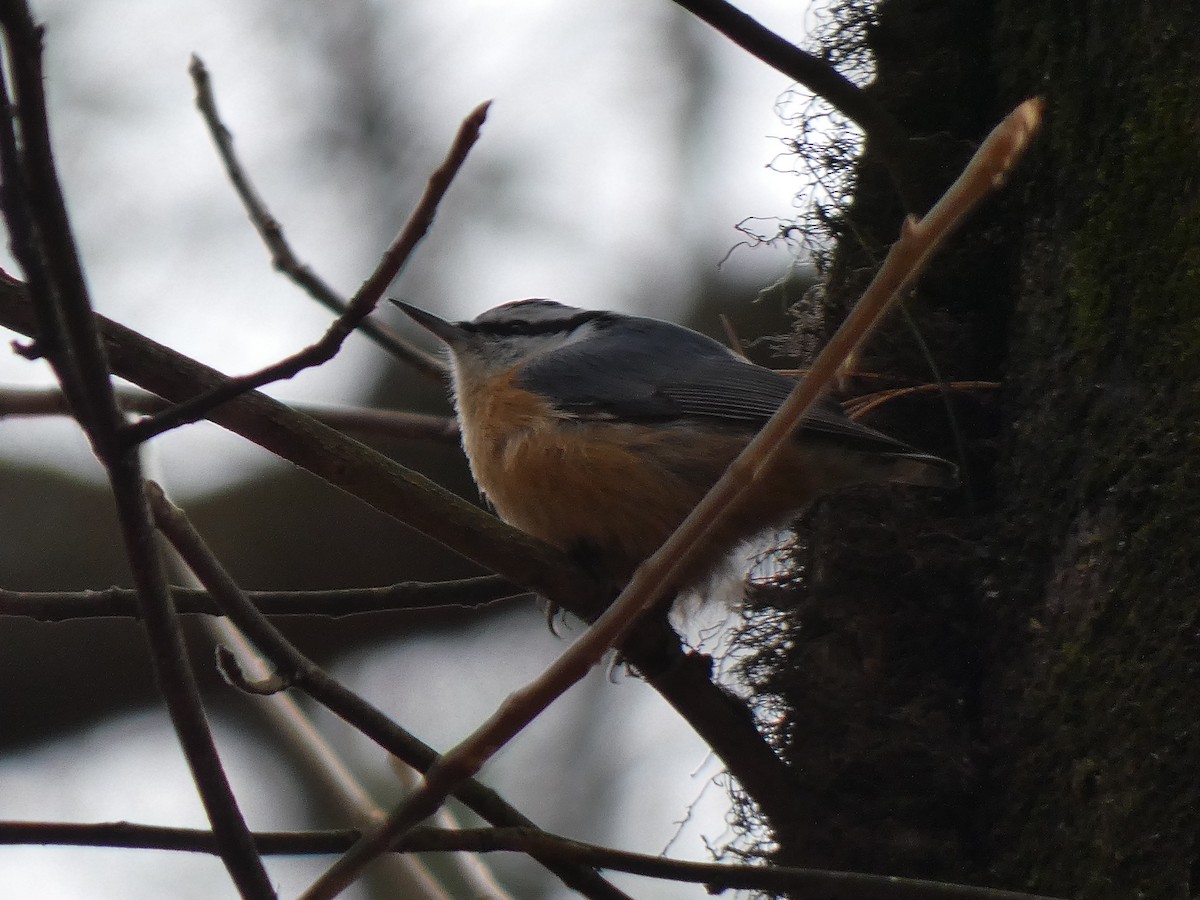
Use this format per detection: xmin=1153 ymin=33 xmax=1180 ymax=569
xmin=985 ymin=3 xmax=1200 ymax=897
xmin=738 ymin=2 xmax=1200 ymax=897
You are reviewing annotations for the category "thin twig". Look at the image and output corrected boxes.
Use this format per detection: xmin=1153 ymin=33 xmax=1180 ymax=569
xmin=843 ymin=380 xmax=999 ymax=419
xmin=146 ymin=483 xmax=631 ymax=900
xmin=296 ymin=404 xmax=459 ymax=441
xmin=142 ymin=464 xmax=491 ymax=900
xmin=0 ymin=385 xmax=460 ymax=441
xmin=122 ymin=97 xmax=490 ymax=446
xmin=0 ymin=16 xmax=114 ymax=444
xmin=717 ymin=313 xmax=746 ymax=357
xmin=300 ymin=98 xmax=1045 ymax=900
xmin=0 ymin=576 xmax=519 ymax=622
xmin=894 ymin=302 xmax=977 ymax=509
xmin=0 ymin=5 xmax=276 ymax=896
xmin=668 ymin=0 xmax=922 ymax=209
xmin=0 ymin=820 xmax=1068 ymax=900
xmin=113 ymin=461 xmax=278 ymax=899
xmin=0 ymin=271 xmax=803 ymax=847
xmin=186 ymin=55 xmax=445 ymax=381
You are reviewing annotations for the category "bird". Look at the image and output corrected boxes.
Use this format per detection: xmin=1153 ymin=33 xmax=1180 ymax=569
xmin=398 ymin=298 xmax=958 ymax=586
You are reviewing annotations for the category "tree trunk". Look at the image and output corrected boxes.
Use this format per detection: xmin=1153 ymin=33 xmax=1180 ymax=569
xmin=986 ymin=3 xmax=1200 ymax=897
xmin=738 ymin=3 xmax=1200 ymax=897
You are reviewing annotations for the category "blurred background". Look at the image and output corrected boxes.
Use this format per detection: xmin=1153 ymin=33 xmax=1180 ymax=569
xmin=0 ymin=0 xmax=827 ymax=896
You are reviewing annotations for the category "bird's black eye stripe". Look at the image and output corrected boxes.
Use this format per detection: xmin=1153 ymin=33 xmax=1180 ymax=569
xmin=460 ymin=310 xmax=617 ymax=337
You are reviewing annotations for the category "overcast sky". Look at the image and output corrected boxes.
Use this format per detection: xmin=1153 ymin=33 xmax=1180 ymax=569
xmin=0 ymin=0 xmax=818 ymax=494
xmin=0 ymin=2 xmax=831 ymax=897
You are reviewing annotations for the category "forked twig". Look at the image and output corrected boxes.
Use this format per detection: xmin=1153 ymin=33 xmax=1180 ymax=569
xmin=300 ymin=98 xmax=1046 ymax=900
xmin=187 ymin=55 xmax=446 ymax=381
xmin=843 ymin=380 xmax=999 ymax=420
xmin=669 ymin=0 xmax=922 ymax=209
xmin=122 ymin=97 xmax=490 ymax=446
xmin=145 ymin=483 xmax=633 ymax=900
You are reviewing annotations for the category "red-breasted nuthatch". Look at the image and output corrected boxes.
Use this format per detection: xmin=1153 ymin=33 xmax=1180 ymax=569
xmin=399 ymin=299 xmax=958 ymax=584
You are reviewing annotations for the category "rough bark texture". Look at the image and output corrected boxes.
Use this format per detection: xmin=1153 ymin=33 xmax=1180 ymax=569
xmin=985 ymin=3 xmax=1200 ymax=897
xmin=736 ymin=2 xmax=1200 ymax=897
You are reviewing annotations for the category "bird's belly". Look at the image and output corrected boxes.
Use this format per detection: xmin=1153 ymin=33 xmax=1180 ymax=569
xmin=454 ymin=374 xmax=846 ymax=582
xmin=469 ymin=419 xmax=741 ymax=578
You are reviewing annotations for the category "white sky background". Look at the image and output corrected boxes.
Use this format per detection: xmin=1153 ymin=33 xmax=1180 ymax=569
xmin=0 ymin=0 xmax=833 ymax=897
xmin=0 ymin=0 xmax=818 ymax=495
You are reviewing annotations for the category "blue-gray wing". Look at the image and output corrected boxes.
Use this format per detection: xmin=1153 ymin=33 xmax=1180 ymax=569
xmin=515 ymin=316 xmax=918 ymax=455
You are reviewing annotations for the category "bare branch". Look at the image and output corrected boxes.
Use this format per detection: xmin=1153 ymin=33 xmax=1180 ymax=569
xmin=0 ymin=385 xmax=460 ymax=442
xmin=669 ymin=0 xmax=922 ymax=209
xmin=121 ymin=97 xmax=490 ymax=446
xmin=403 ymin=829 xmax=1066 ymax=900
xmin=185 ymin=55 xmax=445 ymax=381
xmin=146 ymin=483 xmax=631 ymax=900
xmin=0 ymin=819 xmax=362 ymax=855
xmin=0 ymin=10 xmax=120 ymax=447
xmin=0 ymin=12 xmax=274 ymax=900
xmin=0 ymin=821 xmax=1068 ymax=900
xmin=0 ymin=576 xmax=520 ymax=622
xmin=297 ymin=404 xmax=459 ymax=441
xmin=300 ymin=99 xmax=1045 ymax=900
xmin=0 ymin=5 xmax=276 ymax=895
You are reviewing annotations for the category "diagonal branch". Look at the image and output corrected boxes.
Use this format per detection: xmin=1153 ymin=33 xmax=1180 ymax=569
xmin=0 ymin=272 xmax=802 ymax=847
xmin=121 ymin=97 xmax=489 ymax=447
xmin=300 ymin=98 xmax=1045 ymax=900
xmin=186 ymin=56 xmax=444 ymax=381
xmin=669 ymin=0 xmax=922 ymax=209
xmin=146 ymin=482 xmax=631 ymax=900
xmin=0 ymin=14 xmax=111 ymax=441
xmin=0 ymin=3 xmax=275 ymax=896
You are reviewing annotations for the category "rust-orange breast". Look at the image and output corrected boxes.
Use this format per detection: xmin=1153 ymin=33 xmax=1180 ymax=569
xmin=455 ymin=368 xmax=732 ymax=576
xmin=453 ymin=367 xmax=848 ymax=580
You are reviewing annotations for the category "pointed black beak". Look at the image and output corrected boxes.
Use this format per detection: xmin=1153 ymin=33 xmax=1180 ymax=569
xmin=393 ymin=301 xmax=469 ymax=346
